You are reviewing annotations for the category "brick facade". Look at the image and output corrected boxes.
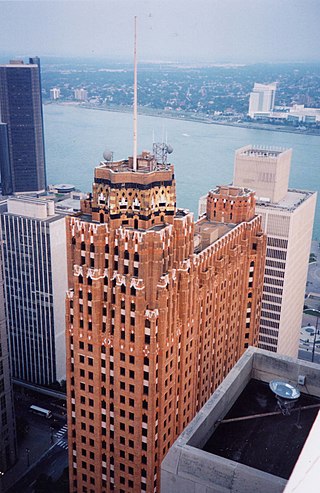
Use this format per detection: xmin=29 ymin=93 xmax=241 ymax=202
xmin=66 ymin=152 xmax=266 ymax=493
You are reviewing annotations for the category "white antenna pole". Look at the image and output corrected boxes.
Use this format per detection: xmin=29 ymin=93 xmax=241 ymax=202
xmin=133 ymin=16 xmax=138 ymax=171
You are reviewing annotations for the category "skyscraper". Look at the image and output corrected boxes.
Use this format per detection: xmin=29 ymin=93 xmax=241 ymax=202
xmin=0 ymin=123 xmax=12 ymax=196
xmin=234 ymin=145 xmax=317 ymax=357
xmin=66 ymin=150 xmax=266 ymax=493
xmin=0 ymin=196 xmax=68 ymax=385
xmin=0 ymin=251 xmax=17 ymax=474
xmin=248 ymin=82 xmax=277 ymax=118
xmin=0 ymin=58 xmax=47 ymax=195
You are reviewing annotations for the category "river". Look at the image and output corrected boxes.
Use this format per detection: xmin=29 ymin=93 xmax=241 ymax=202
xmin=43 ymin=104 xmax=319 ymax=239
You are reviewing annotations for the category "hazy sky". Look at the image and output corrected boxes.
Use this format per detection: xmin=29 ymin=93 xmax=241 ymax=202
xmin=0 ymin=0 xmax=319 ymax=63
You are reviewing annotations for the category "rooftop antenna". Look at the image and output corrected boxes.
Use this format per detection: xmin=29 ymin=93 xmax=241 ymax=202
xmin=133 ymin=16 xmax=138 ymax=171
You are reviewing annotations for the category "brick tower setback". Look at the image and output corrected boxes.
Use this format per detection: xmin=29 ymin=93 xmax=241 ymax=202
xmin=66 ymin=152 xmax=266 ymax=493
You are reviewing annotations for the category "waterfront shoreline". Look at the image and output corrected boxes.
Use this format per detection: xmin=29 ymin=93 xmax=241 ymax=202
xmin=44 ymin=101 xmax=320 ymax=137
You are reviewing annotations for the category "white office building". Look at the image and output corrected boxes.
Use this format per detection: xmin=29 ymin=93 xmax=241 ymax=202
xmin=234 ymin=145 xmax=317 ymax=357
xmin=0 ymin=196 xmax=68 ymax=385
xmin=50 ymin=87 xmax=60 ymax=100
xmin=248 ymin=82 xmax=277 ymax=118
xmin=74 ymin=88 xmax=88 ymax=101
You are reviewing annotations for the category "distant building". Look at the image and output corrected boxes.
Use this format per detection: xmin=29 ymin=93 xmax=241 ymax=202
xmin=0 ymin=252 xmax=17 ymax=473
xmin=50 ymin=87 xmax=61 ymax=100
xmin=0 ymin=58 xmax=47 ymax=195
xmin=65 ymin=150 xmax=266 ymax=493
xmin=0 ymin=196 xmax=68 ymax=385
xmin=248 ymin=82 xmax=277 ymax=118
xmin=258 ymin=105 xmax=320 ymax=124
xmin=74 ymin=88 xmax=88 ymax=101
xmin=233 ymin=145 xmax=317 ymax=357
xmin=233 ymin=146 xmax=292 ymax=204
xmin=162 ymin=346 xmax=320 ymax=493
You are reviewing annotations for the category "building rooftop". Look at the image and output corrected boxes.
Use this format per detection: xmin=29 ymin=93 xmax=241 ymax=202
xmin=194 ymin=219 xmax=237 ymax=252
xmin=202 ymin=378 xmax=320 ymax=480
xmin=257 ymin=188 xmax=316 ymax=212
xmin=161 ymin=348 xmax=320 ymax=493
xmin=209 ymin=185 xmax=253 ymax=197
xmin=236 ymin=145 xmax=288 ymax=159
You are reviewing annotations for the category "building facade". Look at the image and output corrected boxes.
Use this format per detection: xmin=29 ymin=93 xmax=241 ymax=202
xmin=50 ymin=87 xmax=61 ymax=100
xmin=0 ymin=197 xmax=67 ymax=385
xmin=0 ymin=252 xmax=17 ymax=474
xmin=0 ymin=58 xmax=46 ymax=195
xmin=74 ymin=88 xmax=88 ymax=101
xmin=233 ymin=145 xmax=317 ymax=357
xmin=66 ymin=151 xmax=266 ymax=493
xmin=0 ymin=123 xmax=12 ymax=196
xmin=248 ymin=82 xmax=277 ymax=118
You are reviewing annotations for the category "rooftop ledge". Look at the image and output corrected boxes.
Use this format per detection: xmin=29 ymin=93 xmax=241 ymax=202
xmin=161 ymin=347 xmax=320 ymax=493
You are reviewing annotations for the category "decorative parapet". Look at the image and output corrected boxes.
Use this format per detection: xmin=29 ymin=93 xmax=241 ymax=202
xmin=116 ymin=274 xmax=126 ymax=286
xmin=158 ymin=274 xmax=170 ymax=288
xmin=130 ymin=278 xmax=145 ymax=290
xmin=157 ymin=269 xmax=176 ymax=288
xmin=66 ymin=289 xmax=74 ymax=300
xmin=87 ymin=268 xmax=103 ymax=280
xmin=145 ymin=309 xmax=159 ymax=321
xmin=74 ymin=265 xmax=83 ymax=276
xmin=178 ymin=258 xmax=191 ymax=272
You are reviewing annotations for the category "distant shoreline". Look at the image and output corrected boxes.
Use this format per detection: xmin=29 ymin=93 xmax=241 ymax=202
xmin=44 ymin=101 xmax=320 ymax=137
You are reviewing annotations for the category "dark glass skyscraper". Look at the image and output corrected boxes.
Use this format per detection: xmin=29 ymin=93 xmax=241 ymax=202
xmin=0 ymin=58 xmax=46 ymax=194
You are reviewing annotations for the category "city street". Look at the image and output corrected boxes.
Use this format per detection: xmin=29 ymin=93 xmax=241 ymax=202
xmin=3 ymin=391 xmax=67 ymax=492
xmin=298 ymin=348 xmax=320 ymax=364
xmin=7 ymin=439 xmax=68 ymax=493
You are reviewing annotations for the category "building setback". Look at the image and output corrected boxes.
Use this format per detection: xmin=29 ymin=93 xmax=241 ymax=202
xmin=0 ymin=197 xmax=67 ymax=385
xmin=0 ymin=58 xmax=46 ymax=195
xmin=66 ymin=150 xmax=266 ymax=493
xmin=233 ymin=145 xmax=317 ymax=357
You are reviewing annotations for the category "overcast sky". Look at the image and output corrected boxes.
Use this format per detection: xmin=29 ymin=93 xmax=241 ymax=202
xmin=0 ymin=0 xmax=319 ymax=63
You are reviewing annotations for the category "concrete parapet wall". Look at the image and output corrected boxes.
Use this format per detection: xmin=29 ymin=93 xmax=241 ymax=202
xmin=161 ymin=347 xmax=320 ymax=493
xmin=252 ymin=349 xmax=320 ymax=397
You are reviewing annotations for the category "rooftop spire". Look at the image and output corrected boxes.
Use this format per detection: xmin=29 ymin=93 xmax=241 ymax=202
xmin=133 ymin=16 xmax=138 ymax=171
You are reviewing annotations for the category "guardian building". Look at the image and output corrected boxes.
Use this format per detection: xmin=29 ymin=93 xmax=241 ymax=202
xmin=66 ymin=147 xmax=266 ymax=493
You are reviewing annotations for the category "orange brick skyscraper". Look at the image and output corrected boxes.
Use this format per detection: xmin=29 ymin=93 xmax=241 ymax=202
xmin=66 ymin=150 xmax=266 ymax=493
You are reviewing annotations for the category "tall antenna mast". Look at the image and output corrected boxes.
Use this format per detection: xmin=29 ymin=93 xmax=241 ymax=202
xmin=133 ymin=16 xmax=138 ymax=171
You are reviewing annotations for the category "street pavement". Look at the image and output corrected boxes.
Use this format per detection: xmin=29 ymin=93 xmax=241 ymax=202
xmin=3 ymin=395 xmax=67 ymax=493
xmin=6 ymin=439 xmax=68 ymax=493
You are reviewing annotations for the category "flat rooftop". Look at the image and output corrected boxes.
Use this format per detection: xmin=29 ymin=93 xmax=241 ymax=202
xmin=257 ymin=188 xmax=315 ymax=212
xmin=202 ymin=379 xmax=320 ymax=480
xmin=236 ymin=145 xmax=289 ymax=159
xmin=161 ymin=348 xmax=320 ymax=493
xmin=194 ymin=219 xmax=237 ymax=252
